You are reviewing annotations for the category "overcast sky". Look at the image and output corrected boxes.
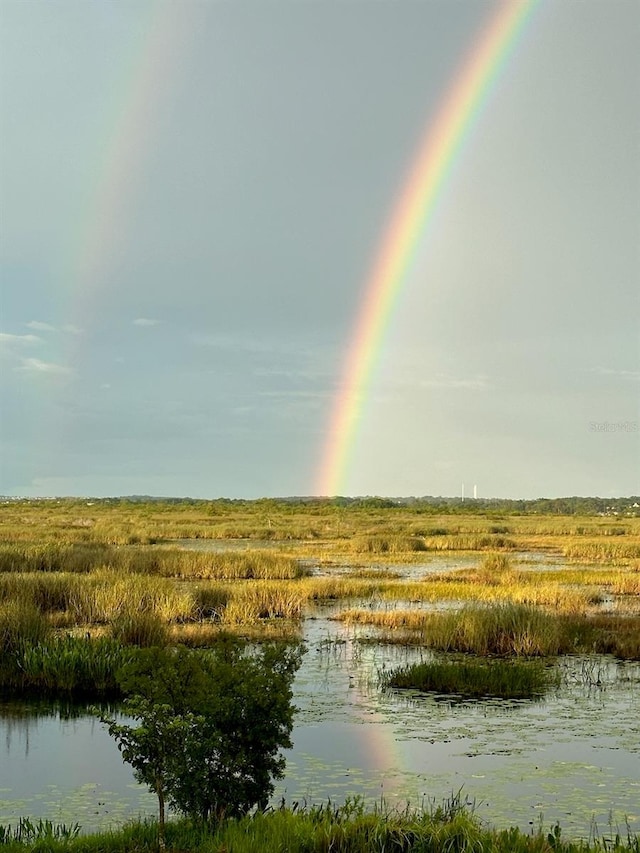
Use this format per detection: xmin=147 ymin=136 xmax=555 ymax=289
xmin=1 ymin=0 xmax=638 ymax=500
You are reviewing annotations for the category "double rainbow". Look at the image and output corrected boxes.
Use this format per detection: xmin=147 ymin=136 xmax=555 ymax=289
xmin=315 ymin=0 xmax=539 ymax=497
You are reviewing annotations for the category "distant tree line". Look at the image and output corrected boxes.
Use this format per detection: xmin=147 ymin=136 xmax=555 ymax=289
xmin=5 ymin=495 xmax=639 ymax=516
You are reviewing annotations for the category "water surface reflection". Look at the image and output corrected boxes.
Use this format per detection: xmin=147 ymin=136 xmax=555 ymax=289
xmin=1 ymin=613 xmax=638 ymax=837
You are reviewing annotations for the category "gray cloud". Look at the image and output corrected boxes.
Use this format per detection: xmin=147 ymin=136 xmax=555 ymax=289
xmin=26 ymin=321 xmax=56 ymax=332
xmin=133 ymin=318 xmax=162 ymax=327
xmin=1 ymin=0 xmax=637 ymax=498
xmin=589 ymin=367 xmax=640 ymax=382
xmin=17 ymin=358 xmax=73 ymax=375
xmin=0 ymin=332 xmax=42 ymax=346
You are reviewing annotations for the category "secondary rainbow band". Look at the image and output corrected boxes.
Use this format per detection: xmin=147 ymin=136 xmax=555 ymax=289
xmin=64 ymin=2 xmax=193 ymax=363
xmin=315 ymin=0 xmax=538 ymax=497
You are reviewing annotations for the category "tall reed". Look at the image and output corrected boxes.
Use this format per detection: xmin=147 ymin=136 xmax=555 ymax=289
xmin=221 ymin=582 xmax=304 ymax=624
xmin=349 ymin=535 xmax=427 ymax=554
xmin=0 ymin=601 xmax=51 ymax=653
xmin=109 ymin=612 xmax=169 ymax=647
xmin=0 ymin=543 xmax=112 ymax=573
xmin=0 ymin=543 xmax=306 ymax=580
xmin=564 ymin=541 xmax=640 ymax=565
xmin=343 ymin=604 xmax=564 ymax=656
xmin=339 ymin=608 xmax=640 ymax=659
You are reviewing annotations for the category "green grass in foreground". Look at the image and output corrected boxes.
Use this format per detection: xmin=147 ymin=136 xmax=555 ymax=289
xmin=381 ymin=657 xmax=554 ymax=699
xmin=0 ymin=803 xmax=638 ymax=852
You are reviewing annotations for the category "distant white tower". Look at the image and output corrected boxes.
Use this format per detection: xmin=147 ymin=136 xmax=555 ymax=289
xmin=473 ymin=484 xmax=477 ymax=500
xmin=461 ymin=482 xmax=465 ymax=502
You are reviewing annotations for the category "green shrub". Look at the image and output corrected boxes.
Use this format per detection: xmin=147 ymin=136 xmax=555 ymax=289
xmin=101 ymin=641 xmax=303 ymax=846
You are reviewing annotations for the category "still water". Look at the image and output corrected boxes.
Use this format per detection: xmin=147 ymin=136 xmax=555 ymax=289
xmin=1 ymin=607 xmax=639 ymax=838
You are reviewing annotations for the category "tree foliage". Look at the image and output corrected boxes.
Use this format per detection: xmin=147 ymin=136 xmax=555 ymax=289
xmin=101 ymin=639 xmax=303 ymax=835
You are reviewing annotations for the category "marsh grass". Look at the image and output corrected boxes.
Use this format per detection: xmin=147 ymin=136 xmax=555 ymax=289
xmin=221 ymin=581 xmax=305 ymax=624
xmin=0 ymin=636 xmax=133 ymax=697
xmin=340 ymin=606 xmax=640 ymax=659
xmin=2 ymin=496 xmax=639 ymax=539
xmin=1 ymin=501 xmax=639 ymax=658
xmin=109 ymin=612 xmax=170 ymax=647
xmin=0 ymin=543 xmax=112 ymax=573
xmin=381 ymin=657 xmax=554 ymax=699
xmin=350 ymin=535 xmax=428 ymax=554
xmin=0 ymin=805 xmax=638 ymax=852
xmin=0 ymin=572 xmax=369 ymax=634
xmin=0 ymin=572 xmax=80 ymax=613
xmin=564 ymin=541 xmax=640 ymax=565
xmin=346 ymin=533 xmax=518 ymax=555
xmin=191 ymin=584 xmax=231 ymax=620
xmin=300 ymin=576 xmax=393 ymax=600
xmin=0 ymin=560 xmax=623 ymax=646
xmin=423 ymin=534 xmax=516 ymax=552
xmin=0 ymin=542 xmax=306 ymax=580
xmin=340 ymin=603 xmax=564 ymax=655
xmin=577 ymin=615 xmax=640 ymax=659
xmin=170 ymin=620 xmax=302 ymax=645
xmin=81 ymin=571 xmax=196 ymax=623
xmin=374 ymin=577 xmax=597 ymax=613
xmin=513 ymin=566 xmax=638 ymax=601
xmin=611 ymin=571 xmax=640 ymax=596
xmin=0 ymin=601 xmax=52 ymax=653
xmin=182 ymin=550 xmax=306 ymax=579
xmin=348 ymin=567 xmax=403 ymax=579
xmin=472 ymin=552 xmax=517 ymax=584
xmin=0 ymin=571 xmax=197 ymax=623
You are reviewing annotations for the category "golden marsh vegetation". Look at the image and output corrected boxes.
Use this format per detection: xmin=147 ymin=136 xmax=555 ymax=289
xmin=0 ymin=497 xmax=639 ymax=686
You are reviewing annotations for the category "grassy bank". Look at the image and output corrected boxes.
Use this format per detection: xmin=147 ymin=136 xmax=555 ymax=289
xmin=0 ymin=804 xmax=638 ymax=852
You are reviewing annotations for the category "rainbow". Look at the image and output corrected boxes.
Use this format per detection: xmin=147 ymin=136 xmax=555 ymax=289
xmin=25 ymin=3 xmax=196 ymax=492
xmin=64 ymin=2 xmax=194 ymax=361
xmin=315 ymin=0 xmax=539 ymax=497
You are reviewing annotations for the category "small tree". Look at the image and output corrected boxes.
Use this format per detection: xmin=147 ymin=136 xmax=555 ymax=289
xmin=101 ymin=640 xmax=302 ymax=843
xmin=102 ymin=699 xmax=184 ymax=847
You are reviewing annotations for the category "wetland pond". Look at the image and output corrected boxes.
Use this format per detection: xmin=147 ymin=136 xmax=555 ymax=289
xmin=1 ymin=612 xmax=639 ymax=838
xmin=1 ymin=548 xmax=639 ymax=838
